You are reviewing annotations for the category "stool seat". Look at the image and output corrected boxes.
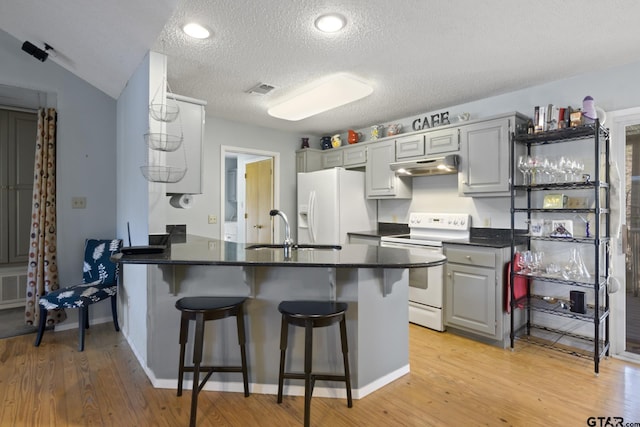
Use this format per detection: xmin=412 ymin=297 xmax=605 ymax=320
xmin=277 ymin=300 xmax=352 ymax=427
xmin=175 ymin=296 xmax=249 ymax=427
xmin=176 ymin=296 xmax=247 ymax=313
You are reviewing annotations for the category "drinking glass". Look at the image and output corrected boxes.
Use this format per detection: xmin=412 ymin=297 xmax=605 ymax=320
xmin=518 ymin=155 xmax=530 ymax=185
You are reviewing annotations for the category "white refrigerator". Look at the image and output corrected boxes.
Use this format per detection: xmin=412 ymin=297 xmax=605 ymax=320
xmin=297 ymin=168 xmax=376 ymax=245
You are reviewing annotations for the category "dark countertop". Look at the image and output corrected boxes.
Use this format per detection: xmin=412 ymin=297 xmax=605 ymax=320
xmin=348 ymin=222 xmax=410 ymax=238
xmin=444 ymin=228 xmax=528 ymax=248
xmin=115 ymin=234 xmax=445 ymax=269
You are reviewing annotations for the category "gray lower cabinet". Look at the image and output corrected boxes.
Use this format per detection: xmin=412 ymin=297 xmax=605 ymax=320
xmin=458 ymin=114 xmax=527 ymax=197
xmin=366 ymin=139 xmax=412 ymax=199
xmin=444 ymin=244 xmax=518 ymax=347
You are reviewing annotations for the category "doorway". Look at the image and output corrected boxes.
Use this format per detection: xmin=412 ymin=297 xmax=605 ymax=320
xmin=609 ymin=107 xmax=640 ymax=362
xmin=220 ymin=146 xmax=280 ymax=244
xmin=624 ymin=124 xmax=640 ymax=355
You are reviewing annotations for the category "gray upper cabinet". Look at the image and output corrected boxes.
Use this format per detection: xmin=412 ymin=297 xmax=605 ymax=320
xmin=342 ymin=144 xmax=367 ymax=168
xmin=166 ymin=96 xmax=206 ymax=195
xmin=395 ymin=134 xmax=425 ymax=160
xmin=321 ymin=150 xmax=343 ymax=169
xmin=425 ymin=127 xmax=460 ymax=155
xmin=296 ymin=149 xmax=322 ymax=173
xmin=458 ymin=114 xmax=526 ymax=197
xmin=366 ymin=139 xmax=412 ymax=198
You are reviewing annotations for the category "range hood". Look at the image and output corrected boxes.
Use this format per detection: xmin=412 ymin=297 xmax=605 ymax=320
xmin=390 ymin=154 xmax=459 ymax=176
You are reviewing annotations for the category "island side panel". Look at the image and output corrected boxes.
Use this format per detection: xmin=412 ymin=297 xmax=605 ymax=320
xmin=144 ymin=264 xmax=410 ymax=397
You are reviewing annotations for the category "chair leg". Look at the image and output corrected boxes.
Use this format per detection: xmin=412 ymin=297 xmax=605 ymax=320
xmin=78 ymin=306 xmax=87 ymax=352
xmin=236 ymin=304 xmax=250 ymax=397
xmin=277 ymin=315 xmax=289 ymax=404
xmin=34 ymin=305 xmax=48 ymax=347
xmin=84 ymin=305 xmax=90 ymax=329
xmin=110 ymin=295 xmax=120 ymax=332
xmin=177 ymin=313 xmax=189 ymax=397
xmin=340 ymin=316 xmax=353 ymax=408
xmin=189 ymin=313 xmax=205 ymax=427
xmin=303 ymin=320 xmax=313 ymax=427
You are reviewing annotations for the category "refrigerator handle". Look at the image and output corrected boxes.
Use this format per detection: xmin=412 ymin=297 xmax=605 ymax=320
xmin=308 ymin=190 xmax=316 ymax=243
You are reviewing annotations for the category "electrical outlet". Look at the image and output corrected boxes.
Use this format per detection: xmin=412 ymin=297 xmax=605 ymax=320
xmin=71 ymin=197 xmax=86 ymax=209
xmin=483 ymin=217 xmax=491 ymax=227
xmin=208 ymin=215 xmax=217 ymax=224
xmin=208 ymin=241 xmax=217 ymax=250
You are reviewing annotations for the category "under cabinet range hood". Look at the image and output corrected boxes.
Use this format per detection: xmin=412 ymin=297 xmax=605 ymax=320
xmin=390 ymin=154 xmax=459 ymax=176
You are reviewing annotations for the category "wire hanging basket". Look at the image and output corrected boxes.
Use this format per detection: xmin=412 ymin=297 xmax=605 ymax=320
xmin=140 ymin=165 xmax=188 ymax=183
xmin=149 ymin=54 xmax=180 ymax=122
xmin=144 ymin=131 xmax=183 ymax=151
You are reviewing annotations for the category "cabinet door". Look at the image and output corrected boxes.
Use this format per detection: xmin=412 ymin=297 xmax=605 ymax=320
xmin=296 ymin=150 xmax=322 ymax=173
xmin=321 ymin=150 xmax=343 ymax=169
xmin=366 ymin=140 xmax=411 ymax=198
xmin=445 ymin=263 xmax=496 ymax=336
xmin=425 ymin=128 xmax=459 ymax=155
xmin=458 ymin=117 xmax=510 ymax=196
xmin=343 ymin=145 xmax=367 ymax=168
xmin=166 ymin=98 xmax=205 ymax=194
xmin=395 ymin=134 xmax=425 ymax=160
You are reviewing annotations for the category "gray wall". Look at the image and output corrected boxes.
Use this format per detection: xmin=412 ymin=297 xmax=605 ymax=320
xmin=0 ymin=28 xmax=117 ymax=325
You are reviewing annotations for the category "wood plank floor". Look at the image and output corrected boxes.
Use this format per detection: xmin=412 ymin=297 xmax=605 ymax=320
xmin=1 ymin=323 xmax=639 ymax=427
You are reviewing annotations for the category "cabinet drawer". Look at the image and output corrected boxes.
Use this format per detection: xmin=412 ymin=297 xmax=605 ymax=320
xmin=321 ymin=150 xmax=343 ymax=168
xmin=395 ymin=134 xmax=425 ymax=159
xmin=343 ymin=146 xmax=367 ymax=167
xmin=445 ymin=246 xmax=495 ymax=268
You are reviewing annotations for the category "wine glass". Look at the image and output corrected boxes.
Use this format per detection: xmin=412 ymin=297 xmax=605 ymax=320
xmin=518 ymin=155 xmax=531 ymax=185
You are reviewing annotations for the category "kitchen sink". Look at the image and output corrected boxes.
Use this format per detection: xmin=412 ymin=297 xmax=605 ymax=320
xmin=245 ymin=244 xmax=342 ymax=251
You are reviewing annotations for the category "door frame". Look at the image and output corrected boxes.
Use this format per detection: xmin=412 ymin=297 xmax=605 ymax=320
xmin=608 ymin=106 xmax=640 ymax=362
xmin=220 ymin=145 xmax=280 ymax=243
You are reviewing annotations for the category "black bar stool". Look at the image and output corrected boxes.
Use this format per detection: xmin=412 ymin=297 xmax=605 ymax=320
xmin=175 ymin=296 xmax=250 ymax=427
xmin=277 ymin=300 xmax=353 ymax=427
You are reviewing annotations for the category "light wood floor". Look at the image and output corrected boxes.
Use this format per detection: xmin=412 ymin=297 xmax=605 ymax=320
xmin=1 ymin=324 xmax=639 ymax=427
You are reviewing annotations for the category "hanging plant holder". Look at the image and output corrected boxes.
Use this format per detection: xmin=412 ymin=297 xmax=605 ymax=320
xmin=140 ymin=165 xmax=188 ymax=183
xmin=144 ymin=131 xmax=183 ymax=151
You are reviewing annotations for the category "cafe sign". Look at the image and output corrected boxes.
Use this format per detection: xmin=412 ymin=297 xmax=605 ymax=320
xmin=412 ymin=111 xmax=450 ymax=131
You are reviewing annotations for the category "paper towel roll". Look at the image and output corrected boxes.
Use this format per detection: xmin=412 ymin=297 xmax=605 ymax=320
xmin=169 ymin=194 xmax=193 ymax=209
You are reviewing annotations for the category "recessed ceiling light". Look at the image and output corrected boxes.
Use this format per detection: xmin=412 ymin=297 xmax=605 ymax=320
xmin=183 ymin=23 xmax=210 ymax=39
xmin=314 ymin=14 xmax=346 ymax=33
xmin=267 ymin=74 xmax=373 ymax=121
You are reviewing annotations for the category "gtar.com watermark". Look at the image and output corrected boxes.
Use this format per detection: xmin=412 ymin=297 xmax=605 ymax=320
xmin=587 ymin=417 xmax=640 ymax=427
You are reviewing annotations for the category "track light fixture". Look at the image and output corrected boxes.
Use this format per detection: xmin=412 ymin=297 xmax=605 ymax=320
xmin=21 ymin=41 xmax=53 ymax=62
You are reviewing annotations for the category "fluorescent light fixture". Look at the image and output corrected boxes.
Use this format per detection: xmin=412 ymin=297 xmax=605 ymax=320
xmin=183 ymin=23 xmax=210 ymax=39
xmin=267 ymin=75 xmax=373 ymax=121
xmin=315 ymin=14 xmax=346 ymax=33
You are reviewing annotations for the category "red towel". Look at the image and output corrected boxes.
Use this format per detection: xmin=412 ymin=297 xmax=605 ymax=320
xmin=506 ymin=252 xmax=528 ymax=313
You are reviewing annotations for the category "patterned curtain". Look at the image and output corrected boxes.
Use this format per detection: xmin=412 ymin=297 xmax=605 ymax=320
xmin=25 ymin=108 xmax=65 ymax=326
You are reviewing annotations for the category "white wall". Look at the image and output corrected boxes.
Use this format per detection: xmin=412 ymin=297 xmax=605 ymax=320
xmin=0 ymin=28 xmax=117 ymax=326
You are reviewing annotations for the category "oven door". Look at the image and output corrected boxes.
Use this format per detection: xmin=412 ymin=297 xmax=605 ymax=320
xmin=379 ymin=240 xmax=444 ymax=308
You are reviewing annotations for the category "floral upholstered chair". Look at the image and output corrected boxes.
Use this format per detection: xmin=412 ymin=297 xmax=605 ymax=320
xmin=35 ymin=239 xmax=123 ymax=351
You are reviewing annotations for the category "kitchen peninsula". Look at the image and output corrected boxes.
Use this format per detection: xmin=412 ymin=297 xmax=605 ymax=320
xmin=116 ymin=235 xmax=445 ymax=399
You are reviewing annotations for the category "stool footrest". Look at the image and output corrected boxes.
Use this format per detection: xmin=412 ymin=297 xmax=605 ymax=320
xmin=282 ymin=372 xmax=348 ymax=382
xmin=182 ymin=365 xmax=245 ymax=374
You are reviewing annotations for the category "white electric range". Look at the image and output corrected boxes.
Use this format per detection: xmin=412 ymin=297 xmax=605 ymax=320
xmin=380 ymin=213 xmax=470 ymax=331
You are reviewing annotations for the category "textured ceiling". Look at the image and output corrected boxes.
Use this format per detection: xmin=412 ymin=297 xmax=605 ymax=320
xmin=3 ymin=1 xmax=640 ymax=136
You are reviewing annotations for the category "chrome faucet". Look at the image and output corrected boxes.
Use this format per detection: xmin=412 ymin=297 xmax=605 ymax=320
xmin=270 ymin=209 xmax=294 ymax=255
